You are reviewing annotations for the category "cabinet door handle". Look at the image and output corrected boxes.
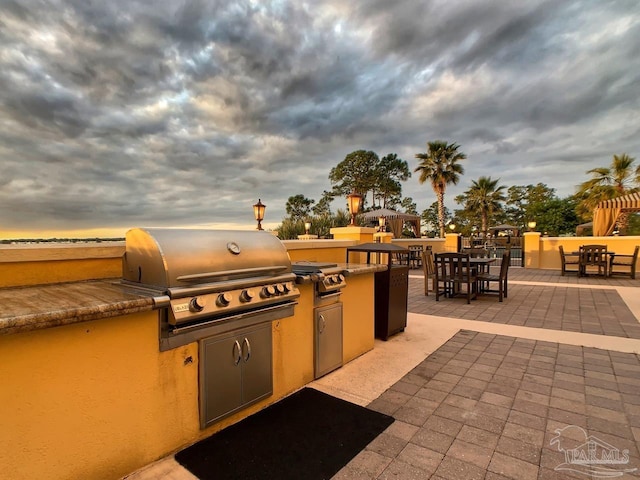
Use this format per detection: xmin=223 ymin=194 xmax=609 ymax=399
xmin=233 ymin=340 xmax=242 ymax=366
xmin=242 ymin=337 xmax=251 ymax=362
xmin=319 ymin=314 xmax=326 ymax=333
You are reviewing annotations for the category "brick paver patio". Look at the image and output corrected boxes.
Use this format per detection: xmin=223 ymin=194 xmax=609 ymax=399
xmin=334 ymin=267 xmax=640 ymax=480
xmin=335 ymin=330 xmax=640 ymax=479
xmin=408 ymin=276 xmax=640 ymax=339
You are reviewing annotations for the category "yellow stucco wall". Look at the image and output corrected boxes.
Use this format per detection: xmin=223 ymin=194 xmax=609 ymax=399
xmin=523 ymin=234 xmax=640 ymax=270
xmin=392 ymin=238 xmax=446 ymax=253
xmin=0 ymin=243 xmax=124 ymax=287
xmin=0 ymin=240 xmax=377 ymax=479
xmin=0 ymin=311 xmax=199 ymax=480
xmin=341 ymin=274 xmax=375 ymax=363
xmin=0 ymin=258 xmax=122 ymax=288
xmin=272 ymin=283 xmax=315 ymax=395
xmin=283 ymin=241 xmax=355 ymax=263
xmin=0 ymin=289 xmax=322 ymax=480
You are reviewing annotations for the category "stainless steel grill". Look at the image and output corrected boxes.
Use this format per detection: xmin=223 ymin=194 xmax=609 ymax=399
xmin=123 ymin=228 xmax=300 ymax=350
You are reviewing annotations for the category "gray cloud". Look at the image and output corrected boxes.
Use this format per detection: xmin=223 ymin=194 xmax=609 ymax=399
xmin=0 ymin=0 xmax=638 ymax=236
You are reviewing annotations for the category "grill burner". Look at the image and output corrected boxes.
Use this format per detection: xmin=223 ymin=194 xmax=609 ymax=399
xmin=291 ymin=261 xmax=347 ymax=295
xmin=122 ymin=228 xmax=300 ymax=350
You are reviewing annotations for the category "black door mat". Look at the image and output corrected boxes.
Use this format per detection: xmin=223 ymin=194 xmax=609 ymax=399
xmin=174 ymin=387 xmax=394 ymax=480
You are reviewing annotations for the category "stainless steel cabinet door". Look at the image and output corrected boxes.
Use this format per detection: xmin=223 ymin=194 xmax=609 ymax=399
xmin=240 ymin=324 xmax=273 ymax=406
xmin=200 ymin=333 xmax=244 ymax=428
xmin=199 ymin=324 xmax=273 ymax=429
xmin=315 ymin=303 xmax=343 ymax=378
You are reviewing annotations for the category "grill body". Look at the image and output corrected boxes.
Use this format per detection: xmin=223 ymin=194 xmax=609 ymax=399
xmin=122 ymin=228 xmax=300 ymax=350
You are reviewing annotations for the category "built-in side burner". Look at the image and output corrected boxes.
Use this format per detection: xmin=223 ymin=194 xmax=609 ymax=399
xmin=291 ymin=261 xmax=345 ymax=379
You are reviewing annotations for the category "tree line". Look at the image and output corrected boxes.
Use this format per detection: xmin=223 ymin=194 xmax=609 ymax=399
xmin=276 ymin=144 xmax=639 ymax=239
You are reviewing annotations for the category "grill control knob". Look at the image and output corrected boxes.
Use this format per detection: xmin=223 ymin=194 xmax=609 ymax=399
xmin=240 ymin=289 xmax=255 ymax=303
xmin=216 ymin=293 xmax=232 ymax=307
xmin=327 ymin=275 xmax=337 ymax=284
xmin=282 ymin=282 xmax=291 ymax=292
xmin=189 ymin=297 xmax=206 ymax=312
xmin=261 ymin=285 xmax=276 ymax=298
xmin=275 ymin=284 xmax=285 ymax=294
xmin=337 ymin=274 xmax=345 ymax=283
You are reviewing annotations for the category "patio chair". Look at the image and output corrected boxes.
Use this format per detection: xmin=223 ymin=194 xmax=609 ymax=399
xmin=476 ymin=252 xmax=510 ymax=302
xmin=609 ymin=246 xmax=639 ymax=279
xmin=422 ymin=249 xmax=436 ymax=295
xmin=434 ymin=252 xmax=477 ymax=304
xmin=579 ymin=244 xmax=608 ymax=277
xmin=559 ymin=246 xmax=580 ymax=276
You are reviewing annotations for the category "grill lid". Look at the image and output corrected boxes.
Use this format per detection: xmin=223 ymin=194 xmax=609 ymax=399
xmin=123 ymin=228 xmax=293 ymax=290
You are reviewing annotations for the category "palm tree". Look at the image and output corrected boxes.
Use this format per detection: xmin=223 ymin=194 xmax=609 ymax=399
xmin=415 ymin=141 xmax=466 ymax=237
xmin=577 ymin=153 xmax=639 ymax=234
xmin=462 ymin=176 xmax=506 ymax=238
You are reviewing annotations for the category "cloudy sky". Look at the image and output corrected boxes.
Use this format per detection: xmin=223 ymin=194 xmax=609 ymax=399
xmin=1 ymin=0 xmax=638 ymax=237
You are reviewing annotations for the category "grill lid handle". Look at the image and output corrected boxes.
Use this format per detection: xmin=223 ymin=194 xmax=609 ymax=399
xmin=176 ymin=265 xmax=289 ymax=283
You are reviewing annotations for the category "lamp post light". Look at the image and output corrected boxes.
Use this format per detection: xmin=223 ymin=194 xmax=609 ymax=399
xmin=449 ymin=223 xmax=456 ymax=232
xmin=378 ymin=216 xmax=386 ymax=232
xmin=253 ymin=199 xmax=266 ymax=230
xmin=304 ymin=221 xmax=311 ymax=235
xmin=527 ymin=221 xmax=537 ymax=232
xmin=346 ymin=191 xmax=363 ymax=226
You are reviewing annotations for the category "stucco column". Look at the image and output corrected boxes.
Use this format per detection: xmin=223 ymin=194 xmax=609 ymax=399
xmin=523 ymin=232 xmax=542 ymax=269
xmin=331 ymin=226 xmax=377 ymax=263
xmin=330 ymin=226 xmax=376 ymax=243
xmin=374 ymin=232 xmax=394 ymax=244
xmin=445 ymin=233 xmax=460 ymax=252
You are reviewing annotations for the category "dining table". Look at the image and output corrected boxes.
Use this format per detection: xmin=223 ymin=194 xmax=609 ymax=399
xmin=434 ymin=256 xmax=497 ymax=298
xmin=469 ymin=257 xmax=496 ymax=273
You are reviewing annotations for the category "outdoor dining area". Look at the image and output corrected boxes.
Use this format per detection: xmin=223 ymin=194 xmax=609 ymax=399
xmin=559 ymin=244 xmax=639 ymax=278
xmin=421 ymin=248 xmax=510 ymax=304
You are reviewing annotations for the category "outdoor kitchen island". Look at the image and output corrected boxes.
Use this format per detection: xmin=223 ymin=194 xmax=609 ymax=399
xmin=0 ymin=237 xmax=386 ymax=480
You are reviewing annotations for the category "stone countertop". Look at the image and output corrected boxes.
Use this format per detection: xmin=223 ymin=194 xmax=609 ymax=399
xmin=292 ymin=262 xmax=387 ymax=284
xmin=0 ymin=280 xmax=158 ymax=336
xmin=0 ymin=263 xmax=386 ymax=337
xmin=338 ymin=262 xmax=388 ymax=276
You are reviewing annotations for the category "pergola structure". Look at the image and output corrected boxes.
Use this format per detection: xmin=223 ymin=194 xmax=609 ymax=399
xmin=592 ymin=192 xmax=640 ymax=236
xmin=360 ymin=208 xmax=421 ymax=238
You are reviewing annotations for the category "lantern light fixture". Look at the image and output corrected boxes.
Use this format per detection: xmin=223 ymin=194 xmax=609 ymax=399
xmin=527 ymin=221 xmax=537 ymax=231
xmin=304 ymin=221 xmax=311 ymax=235
xmin=253 ymin=199 xmax=266 ymax=230
xmin=346 ymin=191 xmax=363 ymax=225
